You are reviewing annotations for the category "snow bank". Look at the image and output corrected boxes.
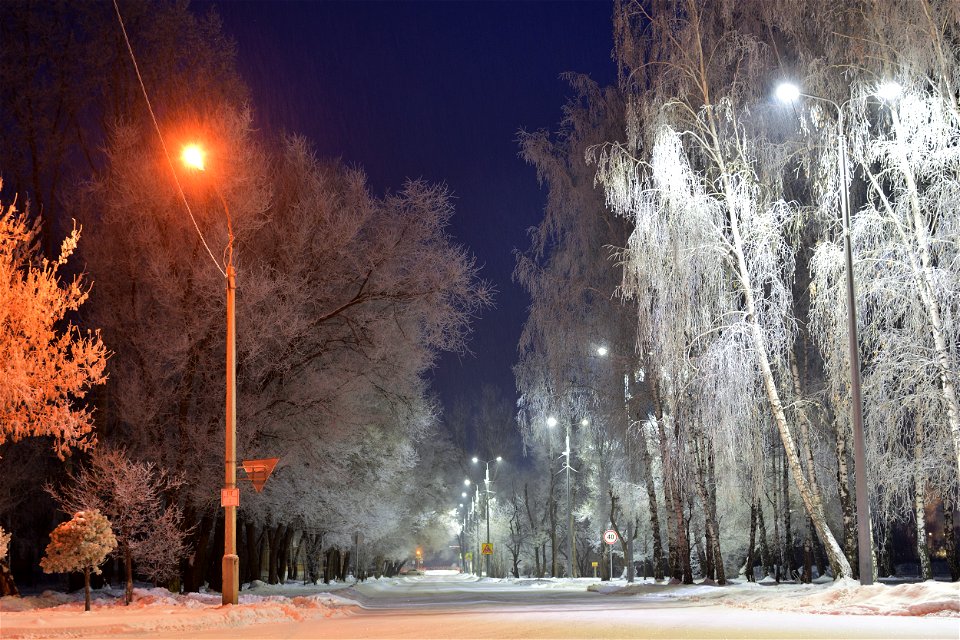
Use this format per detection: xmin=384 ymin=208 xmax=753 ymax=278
xmin=593 ymin=577 xmax=959 ymax=618
xmin=0 ymin=584 xmax=359 ymax=639
xmin=725 ymin=578 xmax=960 ymax=617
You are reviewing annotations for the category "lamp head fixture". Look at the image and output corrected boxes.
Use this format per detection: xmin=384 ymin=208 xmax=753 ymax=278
xmin=181 ymin=144 xmax=206 ymax=171
xmin=875 ymin=81 xmax=902 ymax=102
xmin=775 ymin=82 xmax=801 ymax=104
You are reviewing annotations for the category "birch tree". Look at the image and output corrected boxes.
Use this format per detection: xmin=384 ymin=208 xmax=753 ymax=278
xmin=597 ymin=0 xmax=852 ymax=578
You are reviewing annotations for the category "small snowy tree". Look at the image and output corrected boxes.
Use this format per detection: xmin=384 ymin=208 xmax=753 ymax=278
xmin=0 ymin=525 xmax=15 ymax=597
xmin=0 ymin=187 xmax=108 ymax=458
xmin=41 ymin=509 xmax=117 ymax=611
xmin=47 ymin=447 xmax=189 ymax=604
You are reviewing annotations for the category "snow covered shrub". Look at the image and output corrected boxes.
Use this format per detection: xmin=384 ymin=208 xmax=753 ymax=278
xmin=41 ymin=509 xmax=117 ymax=611
xmin=47 ymin=447 xmax=190 ymax=604
xmin=0 ymin=524 xmax=15 ymax=597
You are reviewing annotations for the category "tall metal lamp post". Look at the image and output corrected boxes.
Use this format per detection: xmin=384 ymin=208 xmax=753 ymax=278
xmin=181 ymin=143 xmax=239 ymax=604
xmin=472 ymin=456 xmax=502 ymax=578
xmin=548 ymin=416 xmax=586 ymax=578
xmin=775 ymin=81 xmax=901 ymax=585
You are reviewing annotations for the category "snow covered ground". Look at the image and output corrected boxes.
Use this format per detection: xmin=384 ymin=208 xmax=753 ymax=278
xmin=1 ymin=573 xmax=956 ymax=639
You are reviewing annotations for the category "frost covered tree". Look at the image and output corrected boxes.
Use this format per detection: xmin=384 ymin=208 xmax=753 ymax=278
xmin=78 ymin=104 xmax=491 ymax=590
xmin=41 ymin=509 xmax=117 ymax=611
xmin=0 ymin=0 xmax=247 ymax=252
xmin=515 ymin=75 xmax=643 ymax=579
xmin=47 ymin=447 xmax=189 ymax=604
xmin=0 ymin=189 xmax=108 ymax=458
xmin=792 ymin=0 xmax=960 ymax=580
xmin=596 ymin=0 xmax=852 ymax=578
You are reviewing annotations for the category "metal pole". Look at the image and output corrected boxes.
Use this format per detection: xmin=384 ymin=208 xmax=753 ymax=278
xmin=485 ymin=463 xmax=491 ymax=578
xmin=222 ymin=263 xmax=239 ymax=605
xmin=475 ymin=487 xmax=481 ymax=576
xmin=838 ymin=116 xmax=874 ymax=585
xmin=566 ymin=421 xmax=574 ymax=578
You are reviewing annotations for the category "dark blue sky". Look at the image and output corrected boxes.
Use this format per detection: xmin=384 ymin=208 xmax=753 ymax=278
xmin=205 ymin=0 xmax=616 ymax=414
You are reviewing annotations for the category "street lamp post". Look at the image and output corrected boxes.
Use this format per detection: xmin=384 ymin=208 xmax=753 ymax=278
xmin=547 ymin=416 xmax=579 ymax=578
xmin=472 ymin=456 xmax=502 ymax=578
xmin=181 ymin=144 xmax=239 ymax=604
xmin=594 ymin=346 xmax=636 ymax=583
xmin=474 ymin=486 xmax=482 ymax=575
xmin=775 ymin=82 xmax=901 ymax=586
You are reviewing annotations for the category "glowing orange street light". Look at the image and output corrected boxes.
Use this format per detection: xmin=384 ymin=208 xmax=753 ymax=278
xmin=181 ymin=143 xmax=238 ymax=605
xmin=181 ymin=144 xmax=206 ymax=171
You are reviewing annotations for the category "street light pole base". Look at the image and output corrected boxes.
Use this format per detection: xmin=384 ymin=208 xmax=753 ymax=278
xmin=222 ymin=554 xmax=239 ymax=605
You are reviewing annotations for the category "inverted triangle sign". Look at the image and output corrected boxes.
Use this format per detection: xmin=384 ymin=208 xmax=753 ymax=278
xmin=242 ymin=458 xmax=279 ymax=493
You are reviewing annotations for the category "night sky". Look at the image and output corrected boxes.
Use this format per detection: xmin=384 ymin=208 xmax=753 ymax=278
xmin=201 ymin=0 xmax=617 ymax=416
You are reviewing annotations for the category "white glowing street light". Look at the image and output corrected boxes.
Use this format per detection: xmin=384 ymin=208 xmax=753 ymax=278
xmin=596 ymin=346 xmax=608 ymax=357
xmin=775 ymin=80 xmax=901 ymax=586
xmin=181 ymin=142 xmax=238 ymax=605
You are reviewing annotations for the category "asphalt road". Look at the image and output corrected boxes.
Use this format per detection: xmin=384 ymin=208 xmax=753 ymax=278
xmin=141 ymin=574 xmax=959 ymax=639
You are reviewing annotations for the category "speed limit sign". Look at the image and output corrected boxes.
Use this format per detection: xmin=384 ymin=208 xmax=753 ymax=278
xmin=603 ymin=529 xmax=619 ymax=545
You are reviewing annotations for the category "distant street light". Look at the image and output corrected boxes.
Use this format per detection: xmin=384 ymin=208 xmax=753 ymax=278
xmin=596 ymin=346 xmax=608 ymax=357
xmin=471 ymin=456 xmax=503 ymax=578
xmin=775 ymin=81 xmax=901 ymax=586
xmin=181 ymin=142 xmax=238 ymax=605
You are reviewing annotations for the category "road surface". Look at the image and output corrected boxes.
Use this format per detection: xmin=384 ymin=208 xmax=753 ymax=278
xmin=135 ymin=573 xmax=958 ymax=639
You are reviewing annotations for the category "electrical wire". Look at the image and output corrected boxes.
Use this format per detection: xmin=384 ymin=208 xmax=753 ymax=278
xmin=111 ymin=0 xmax=226 ymax=277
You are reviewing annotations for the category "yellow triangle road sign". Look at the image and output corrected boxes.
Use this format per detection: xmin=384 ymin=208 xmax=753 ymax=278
xmin=242 ymin=458 xmax=279 ymax=493
xmin=481 ymin=542 xmax=494 ymax=555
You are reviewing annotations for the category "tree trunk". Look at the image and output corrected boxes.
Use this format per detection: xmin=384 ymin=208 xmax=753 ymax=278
xmin=693 ymin=429 xmax=724 ymax=584
xmin=83 ymin=567 xmax=91 ymax=612
xmin=706 ymin=77 xmax=852 ymax=579
xmin=652 ymin=382 xmax=680 ymax=581
xmin=277 ymin=527 xmax=294 ymax=583
xmin=802 ymin=519 xmax=813 ymax=583
xmin=745 ymin=500 xmax=757 ymax=582
xmin=757 ymin=500 xmax=772 ymax=579
xmin=124 ymin=548 xmax=133 ymax=605
xmin=244 ymin=521 xmax=261 ymax=583
xmin=944 ymin=493 xmax=959 ymax=581
xmin=783 ymin=445 xmax=793 ymax=581
xmin=323 ymin=548 xmax=335 ymax=584
xmin=207 ymin=513 xmax=225 ymax=594
xmin=638 ymin=419 xmax=665 ymax=581
xmin=339 ymin=550 xmax=350 ymax=581
xmin=0 ymin=561 xmax=18 ymax=597
xmin=835 ymin=402 xmax=858 ymax=577
xmin=680 ymin=496 xmax=693 ymax=584
xmin=269 ymin=525 xmax=290 ymax=585
xmin=183 ymin=511 xmax=214 ymax=593
xmin=771 ymin=451 xmax=782 ymax=583
xmin=914 ymin=421 xmax=932 ymax=580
